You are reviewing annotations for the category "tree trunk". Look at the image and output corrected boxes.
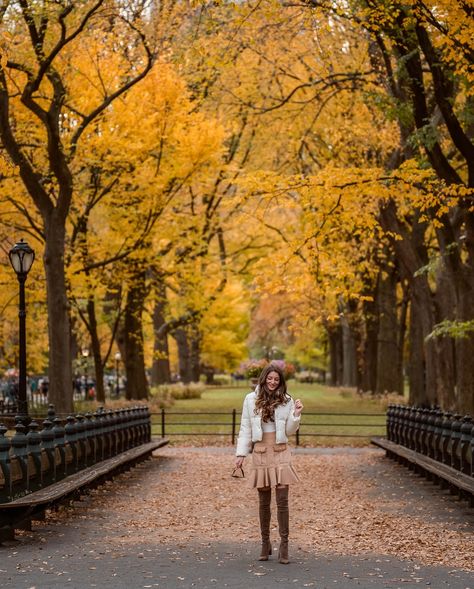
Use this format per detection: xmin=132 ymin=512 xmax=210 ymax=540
xmin=432 ymin=261 xmax=456 ymax=409
xmin=376 ymin=267 xmax=402 ymax=394
xmin=43 ymin=221 xmax=73 ymax=415
xmin=327 ymin=325 xmax=343 ymax=386
xmin=87 ymin=298 xmax=105 ymax=403
xmin=397 ymin=284 xmax=409 ymax=396
xmin=411 ymin=280 xmax=440 ymax=407
xmin=361 ymin=294 xmax=379 ymax=393
xmin=173 ymin=324 xmax=201 ymax=383
xmin=151 ymin=284 xmax=171 ymax=385
xmin=339 ymin=299 xmax=357 ymax=388
xmin=123 ymin=270 xmax=149 ymax=400
xmin=189 ymin=329 xmax=201 ymax=382
xmin=456 ymin=289 xmax=474 ymax=414
xmin=379 ymin=201 xmax=442 ymax=406
xmin=341 ymin=321 xmax=357 ymax=387
xmin=455 ymin=213 xmax=474 ymax=414
xmin=408 ymin=297 xmax=426 ymax=405
xmin=174 ymin=328 xmax=193 ymax=383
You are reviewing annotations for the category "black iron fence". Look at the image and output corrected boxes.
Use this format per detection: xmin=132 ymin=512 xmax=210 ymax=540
xmin=386 ymin=404 xmax=474 ymax=476
xmin=151 ymin=409 xmax=386 ymax=444
xmin=0 ymin=405 xmax=151 ymax=503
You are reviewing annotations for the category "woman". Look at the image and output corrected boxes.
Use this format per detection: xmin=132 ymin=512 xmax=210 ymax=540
xmin=235 ymin=364 xmax=303 ymax=564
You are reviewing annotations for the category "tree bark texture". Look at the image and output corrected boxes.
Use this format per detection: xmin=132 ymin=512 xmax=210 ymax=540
xmin=43 ymin=221 xmax=73 ymax=415
xmin=151 ymin=283 xmax=171 ymax=385
xmin=327 ymin=325 xmax=343 ymax=387
xmin=123 ymin=270 xmax=149 ymax=400
xmin=173 ymin=325 xmax=201 ymax=383
xmin=0 ymin=1 xmax=155 ymax=415
xmin=87 ymin=298 xmax=105 ymax=403
xmin=379 ymin=201 xmax=441 ymax=406
xmin=407 ymin=299 xmax=425 ymax=406
xmin=375 ymin=267 xmax=402 ymax=394
xmin=338 ymin=299 xmax=358 ymax=388
xmin=360 ymin=297 xmax=378 ymax=394
xmin=369 ymin=7 xmax=474 ymax=412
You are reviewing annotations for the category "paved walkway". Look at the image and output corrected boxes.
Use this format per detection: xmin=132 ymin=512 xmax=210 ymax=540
xmin=1 ymin=447 xmax=473 ymax=589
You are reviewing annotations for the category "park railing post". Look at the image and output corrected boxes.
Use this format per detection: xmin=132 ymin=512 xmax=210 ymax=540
xmin=387 ymin=404 xmax=394 ymax=441
xmin=402 ymin=406 xmax=410 ymax=450
xmin=75 ymin=414 xmax=87 ymax=469
xmin=393 ymin=405 xmax=401 ymax=444
xmin=460 ymin=416 xmax=473 ymax=475
xmin=161 ymin=408 xmax=165 ymax=439
xmin=393 ymin=404 xmax=400 ymax=442
xmin=407 ymin=407 xmax=416 ymax=451
xmin=11 ymin=418 xmax=28 ymax=496
xmin=53 ymin=416 xmax=67 ymax=478
xmin=0 ymin=424 xmax=11 ymax=502
xmin=440 ymin=412 xmax=453 ymax=489
xmin=64 ymin=415 xmax=78 ymax=474
xmin=433 ymin=409 xmax=443 ymax=462
xmin=419 ymin=408 xmax=429 ymax=456
xmin=426 ymin=409 xmax=436 ymax=459
xmin=26 ymin=420 xmax=42 ymax=492
xmin=116 ymin=409 xmax=125 ymax=453
xmin=83 ymin=413 xmax=94 ymax=466
xmin=449 ymin=414 xmax=462 ymax=471
xmin=109 ymin=410 xmax=118 ymax=456
xmin=231 ymin=409 xmax=236 ymax=445
xmin=40 ymin=418 xmax=55 ymax=484
xmin=414 ymin=408 xmax=422 ymax=455
xmin=470 ymin=423 xmax=474 ymax=477
xmin=103 ymin=410 xmax=112 ymax=457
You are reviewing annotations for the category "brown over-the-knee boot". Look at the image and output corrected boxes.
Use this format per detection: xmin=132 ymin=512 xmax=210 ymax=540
xmin=276 ymin=486 xmax=289 ymax=564
xmin=257 ymin=487 xmax=272 ymax=560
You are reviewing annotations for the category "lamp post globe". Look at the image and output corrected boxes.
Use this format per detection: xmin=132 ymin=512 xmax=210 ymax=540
xmin=9 ymin=239 xmax=35 ymax=276
xmin=8 ymin=239 xmax=35 ymax=423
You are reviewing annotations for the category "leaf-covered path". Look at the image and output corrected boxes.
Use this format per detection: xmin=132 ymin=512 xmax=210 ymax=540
xmin=1 ymin=447 xmax=473 ymax=589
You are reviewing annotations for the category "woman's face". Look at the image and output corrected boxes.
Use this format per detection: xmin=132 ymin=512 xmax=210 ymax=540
xmin=265 ymin=370 xmax=280 ymax=392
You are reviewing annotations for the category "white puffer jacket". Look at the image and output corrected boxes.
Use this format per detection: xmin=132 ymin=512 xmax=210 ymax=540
xmin=235 ymin=390 xmax=301 ymax=457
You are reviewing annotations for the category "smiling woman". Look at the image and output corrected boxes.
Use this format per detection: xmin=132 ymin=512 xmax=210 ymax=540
xmin=234 ymin=363 xmax=303 ymax=564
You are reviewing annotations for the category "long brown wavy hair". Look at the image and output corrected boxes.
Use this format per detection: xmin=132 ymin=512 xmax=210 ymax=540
xmin=254 ymin=364 xmax=290 ymax=422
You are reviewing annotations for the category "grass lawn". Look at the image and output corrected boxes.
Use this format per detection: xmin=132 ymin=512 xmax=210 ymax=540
xmin=150 ymin=382 xmax=399 ymax=446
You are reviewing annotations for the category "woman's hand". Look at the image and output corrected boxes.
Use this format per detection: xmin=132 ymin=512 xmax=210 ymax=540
xmin=294 ymin=399 xmax=304 ymax=417
xmin=235 ymin=456 xmax=245 ymax=468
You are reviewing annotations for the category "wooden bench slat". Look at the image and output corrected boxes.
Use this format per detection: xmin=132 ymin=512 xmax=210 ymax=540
xmin=0 ymin=438 xmax=169 ymax=509
xmin=371 ymin=437 xmax=474 ymax=494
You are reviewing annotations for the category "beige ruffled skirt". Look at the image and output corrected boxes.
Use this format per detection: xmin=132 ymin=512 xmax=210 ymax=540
xmin=249 ymin=432 xmax=300 ymax=488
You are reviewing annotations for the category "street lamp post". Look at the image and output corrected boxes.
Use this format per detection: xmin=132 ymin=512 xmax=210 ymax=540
xmin=114 ymin=352 xmax=121 ymax=398
xmin=8 ymin=239 xmax=35 ymax=423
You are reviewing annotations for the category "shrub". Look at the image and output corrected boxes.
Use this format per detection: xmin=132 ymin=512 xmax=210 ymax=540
xmin=294 ymin=370 xmax=322 ymax=383
xmin=148 ymin=387 xmax=175 ymax=409
xmin=73 ymin=397 xmax=173 ymax=413
xmin=151 ymin=382 xmax=205 ymax=400
xmin=269 ymin=359 xmax=296 ymax=380
xmin=212 ymin=373 xmax=233 ymax=385
xmin=239 ymin=359 xmax=269 ymax=379
xmin=238 ymin=359 xmax=296 ymax=380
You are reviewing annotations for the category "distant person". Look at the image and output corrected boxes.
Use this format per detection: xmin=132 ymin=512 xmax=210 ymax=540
xmin=234 ymin=363 xmax=303 ymax=564
xmin=40 ymin=378 xmax=48 ymax=398
xmin=30 ymin=377 xmax=38 ymax=395
xmin=73 ymin=377 xmax=82 ymax=397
